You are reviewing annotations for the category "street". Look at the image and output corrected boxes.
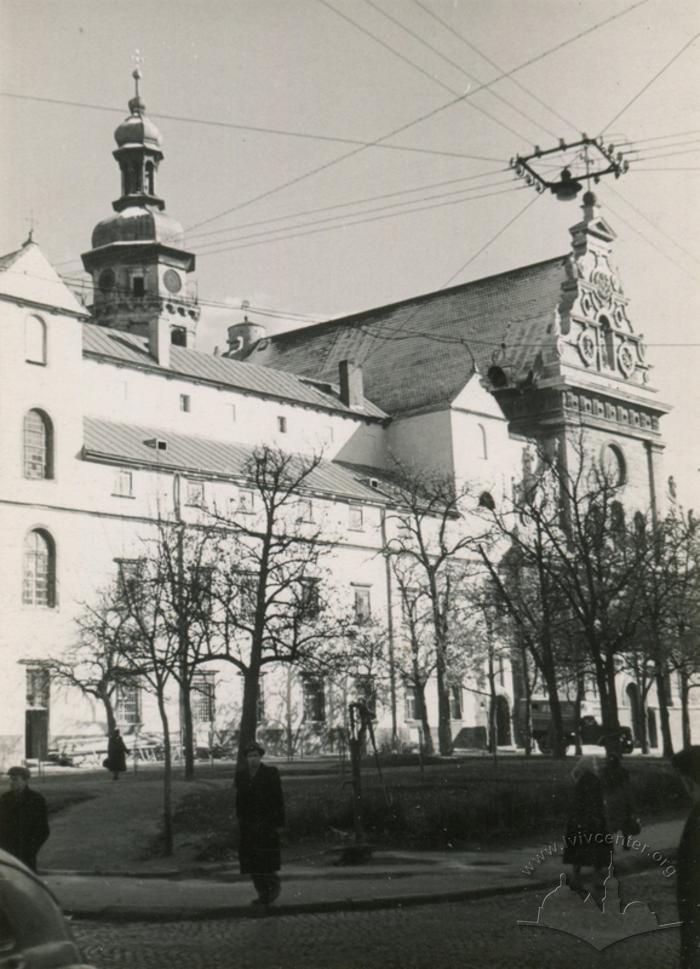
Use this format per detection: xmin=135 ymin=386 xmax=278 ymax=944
xmin=73 ymin=871 xmax=680 ymax=969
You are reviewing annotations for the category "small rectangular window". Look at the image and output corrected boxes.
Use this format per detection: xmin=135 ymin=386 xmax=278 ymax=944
xmin=348 ymin=505 xmax=364 ymax=530
xmin=179 ymin=394 xmax=191 ymax=413
xmin=229 ymin=404 xmax=237 ymax=423
xmin=353 ymin=586 xmax=371 ymax=624
xmin=191 ymin=672 xmax=216 ymax=723
xmin=277 ymin=415 xmax=288 ymax=433
xmin=296 ymin=498 xmax=314 ymax=523
xmin=113 ymin=469 xmax=133 ymax=498
xmin=25 ymin=316 xmax=47 ymax=365
xmin=132 ymin=276 xmax=145 ymax=298
xmin=237 ymin=489 xmax=255 ymax=514
xmin=115 ymin=682 xmax=141 ymax=725
xmin=185 ymin=480 xmax=205 ymax=507
xmin=302 ymin=676 xmax=326 ymax=722
xmin=404 ymin=687 xmax=420 ymax=722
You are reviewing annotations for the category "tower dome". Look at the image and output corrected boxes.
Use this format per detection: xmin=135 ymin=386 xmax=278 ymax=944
xmin=114 ymin=96 xmax=163 ymax=151
xmin=81 ymin=69 xmax=199 ymax=344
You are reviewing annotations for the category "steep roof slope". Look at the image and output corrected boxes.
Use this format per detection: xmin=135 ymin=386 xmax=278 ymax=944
xmin=83 ymin=418 xmax=392 ymax=503
xmin=246 ymin=256 xmax=568 ymax=416
xmin=82 ymin=323 xmax=386 ymax=419
xmin=0 ymin=241 xmax=88 ymax=316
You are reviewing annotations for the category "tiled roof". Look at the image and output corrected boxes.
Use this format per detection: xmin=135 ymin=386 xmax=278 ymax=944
xmin=82 ymin=323 xmax=386 ymax=419
xmin=83 ymin=418 xmax=392 ymax=504
xmin=246 ymin=256 xmax=569 ymax=415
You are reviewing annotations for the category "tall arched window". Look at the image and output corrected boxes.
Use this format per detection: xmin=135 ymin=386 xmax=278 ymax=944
xmin=601 ymin=443 xmax=626 ymax=487
xmin=23 ymin=409 xmax=53 ymax=479
xmin=22 ymin=529 xmax=56 ymax=607
xmin=25 ymin=315 xmax=46 ymax=364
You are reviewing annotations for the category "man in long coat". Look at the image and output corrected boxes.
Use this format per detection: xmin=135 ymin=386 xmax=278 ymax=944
xmin=672 ymin=747 xmax=700 ymax=969
xmin=0 ymin=766 xmax=50 ymax=871
xmin=235 ymin=741 xmax=285 ymax=906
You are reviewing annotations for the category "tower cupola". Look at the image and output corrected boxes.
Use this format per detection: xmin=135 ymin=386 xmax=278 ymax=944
xmin=81 ymin=71 xmax=200 ymax=349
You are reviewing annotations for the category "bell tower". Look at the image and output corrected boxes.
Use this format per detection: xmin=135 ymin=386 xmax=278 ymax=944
xmin=81 ymin=70 xmax=200 ymax=347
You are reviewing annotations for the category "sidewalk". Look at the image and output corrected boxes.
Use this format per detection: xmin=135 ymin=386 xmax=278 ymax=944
xmin=42 ymin=818 xmax=683 ymax=922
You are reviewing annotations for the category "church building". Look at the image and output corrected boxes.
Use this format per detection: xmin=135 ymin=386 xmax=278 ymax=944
xmin=0 ymin=76 xmax=686 ymax=770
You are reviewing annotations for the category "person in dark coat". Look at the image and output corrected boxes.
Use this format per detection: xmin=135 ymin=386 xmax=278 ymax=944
xmin=235 ymin=741 xmax=285 ymax=906
xmin=672 ymin=746 xmax=700 ymax=969
xmin=563 ymin=755 xmax=610 ymax=899
xmin=0 ymin=766 xmax=50 ymax=871
xmin=601 ymin=750 xmax=638 ymax=849
xmin=105 ymin=728 xmax=130 ymax=780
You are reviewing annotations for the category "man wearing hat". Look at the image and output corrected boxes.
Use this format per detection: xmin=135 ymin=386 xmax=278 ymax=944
xmin=0 ymin=766 xmax=50 ymax=871
xmin=235 ymin=741 xmax=285 ymax=906
xmin=672 ymin=746 xmax=700 ymax=968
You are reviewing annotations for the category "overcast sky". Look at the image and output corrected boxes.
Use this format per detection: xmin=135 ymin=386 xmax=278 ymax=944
xmin=1 ymin=0 xmax=698 ymax=503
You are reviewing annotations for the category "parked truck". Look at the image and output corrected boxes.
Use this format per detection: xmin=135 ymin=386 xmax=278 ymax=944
xmin=519 ymin=699 xmax=634 ymax=754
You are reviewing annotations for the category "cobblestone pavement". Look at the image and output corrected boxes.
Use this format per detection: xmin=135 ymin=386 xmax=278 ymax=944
xmin=73 ymin=871 xmax=680 ymax=969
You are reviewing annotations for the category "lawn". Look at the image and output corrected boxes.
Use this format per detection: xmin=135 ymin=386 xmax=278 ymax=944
xmin=166 ymin=755 xmax=687 ymax=859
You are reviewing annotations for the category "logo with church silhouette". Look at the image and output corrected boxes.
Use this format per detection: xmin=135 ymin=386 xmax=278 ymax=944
xmin=518 ymin=862 xmax=679 ymax=951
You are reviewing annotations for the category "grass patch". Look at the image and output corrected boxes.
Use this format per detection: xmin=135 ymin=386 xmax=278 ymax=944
xmin=44 ymin=790 xmax=97 ymax=815
xmin=165 ymin=758 xmax=686 ymax=859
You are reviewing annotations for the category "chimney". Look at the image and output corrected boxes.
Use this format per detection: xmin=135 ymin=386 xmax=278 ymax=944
xmin=338 ymin=359 xmax=364 ymax=408
xmin=148 ymin=317 xmax=171 ymax=368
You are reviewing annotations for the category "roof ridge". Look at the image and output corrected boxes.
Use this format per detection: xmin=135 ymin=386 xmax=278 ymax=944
xmin=262 ymin=253 xmax=568 ymax=342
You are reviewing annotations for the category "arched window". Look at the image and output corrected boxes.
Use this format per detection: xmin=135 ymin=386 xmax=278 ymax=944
xmin=23 ymin=409 xmax=53 ymax=479
xmin=25 ymin=315 xmax=46 ymax=365
xmin=478 ymin=491 xmax=495 ymax=511
xmin=601 ymin=443 xmax=626 ymax=487
xmin=477 ymin=423 xmax=488 ymax=460
xmin=22 ymin=529 xmax=56 ymax=607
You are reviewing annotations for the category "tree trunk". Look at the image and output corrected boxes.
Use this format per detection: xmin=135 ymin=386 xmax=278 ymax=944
xmin=573 ymin=675 xmax=585 ymax=756
xmin=156 ymin=692 xmax=173 ymax=856
xmin=540 ymin=662 xmax=567 ymax=758
xmin=180 ymin=680 xmax=195 ymax=780
xmin=638 ymin=680 xmax=650 ymax=755
xmin=488 ymin=648 xmax=498 ymax=765
xmin=435 ymin=653 xmax=452 ymax=756
xmin=238 ymin=665 xmax=261 ymax=765
xmin=99 ymin=690 xmax=117 ymax=737
xmin=680 ymin=672 xmax=692 ymax=748
xmin=416 ymin=681 xmax=434 ymax=755
xmin=655 ymin=666 xmax=674 ymax=757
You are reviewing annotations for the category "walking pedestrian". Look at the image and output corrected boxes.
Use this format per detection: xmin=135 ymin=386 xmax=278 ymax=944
xmin=104 ymin=728 xmax=130 ymax=780
xmin=562 ymin=755 xmax=610 ymax=899
xmin=0 ymin=766 xmax=50 ymax=871
xmin=601 ymin=750 xmax=639 ymax=849
xmin=672 ymin=746 xmax=700 ymax=969
xmin=235 ymin=741 xmax=285 ymax=907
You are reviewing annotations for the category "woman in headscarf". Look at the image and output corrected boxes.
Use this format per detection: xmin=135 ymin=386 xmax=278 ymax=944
xmin=563 ymin=755 xmax=611 ymax=897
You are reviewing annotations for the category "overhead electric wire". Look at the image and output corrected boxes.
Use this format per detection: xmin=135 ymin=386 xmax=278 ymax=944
xmin=193 ymin=178 xmax=521 ymax=254
xmin=409 ymin=0 xmax=579 ymax=137
xmin=604 ymin=183 xmax=700 ymax=268
xmin=0 ymin=90 xmax=494 ymax=163
xmin=181 ymin=0 xmax=649 ymax=238
xmin=194 ymin=185 xmax=528 ymax=258
xmin=183 ymin=167 xmax=508 ymax=245
xmin=598 ymin=191 xmax=700 ymax=285
xmin=601 ymin=31 xmax=700 ymax=134
xmin=359 ymin=0 xmax=558 ymax=139
xmin=317 ymin=0 xmax=531 ymax=142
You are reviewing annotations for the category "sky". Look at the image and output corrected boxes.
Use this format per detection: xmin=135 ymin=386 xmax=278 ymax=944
xmin=1 ymin=0 xmax=698 ymax=504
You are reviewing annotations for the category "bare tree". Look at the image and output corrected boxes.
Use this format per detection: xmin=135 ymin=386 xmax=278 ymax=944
xmin=204 ymin=445 xmax=338 ymax=763
xmin=52 ymin=587 xmax=136 ymax=737
xmin=384 ymin=464 xmax=487 ymax=756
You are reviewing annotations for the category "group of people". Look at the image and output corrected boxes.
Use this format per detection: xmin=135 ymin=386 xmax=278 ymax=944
xmin=564 ymin=747 xmax=700 ymax=969
xmin=563 ymin=749 xmax=639 ymax=894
